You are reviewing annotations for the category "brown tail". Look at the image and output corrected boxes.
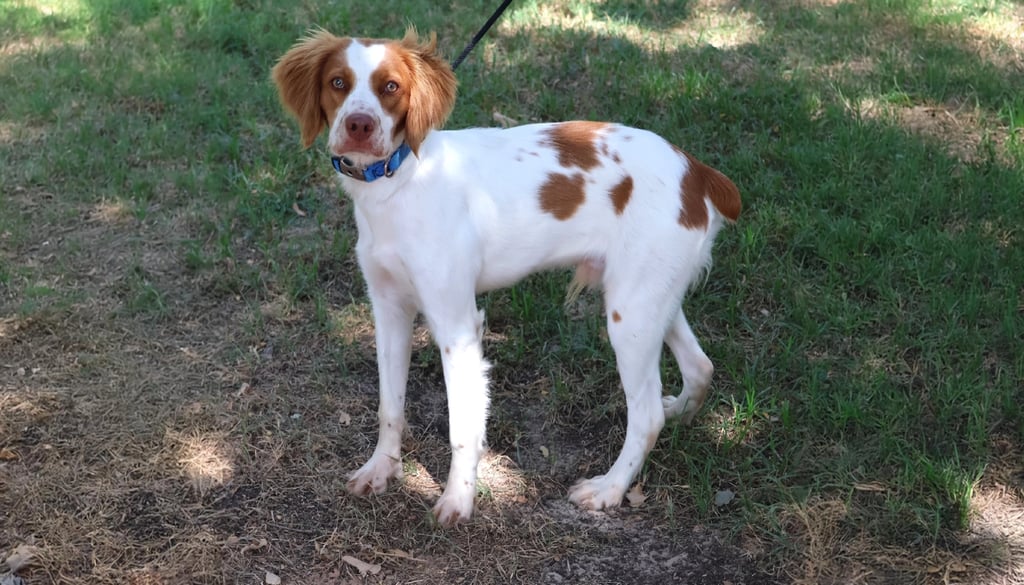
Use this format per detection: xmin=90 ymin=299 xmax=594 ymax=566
xmin=679 ymin=152 xmax=741 ymax=228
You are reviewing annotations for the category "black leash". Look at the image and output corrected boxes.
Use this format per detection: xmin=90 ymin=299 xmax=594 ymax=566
xmin=450 ymin=0 xmax=514 ymax=71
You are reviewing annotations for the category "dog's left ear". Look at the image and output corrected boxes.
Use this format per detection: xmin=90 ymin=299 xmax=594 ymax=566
xmin=272 ymin=29 xmax=346 ymax=149
xmin=400 ymin=28 xmax=457 ymax=155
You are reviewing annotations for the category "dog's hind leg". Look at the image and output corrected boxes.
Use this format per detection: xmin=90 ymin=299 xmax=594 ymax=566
xmin=662 ymin=308 xmax=713 ymax=424
xmin=568 ymin=278 xmax=674 ymax=511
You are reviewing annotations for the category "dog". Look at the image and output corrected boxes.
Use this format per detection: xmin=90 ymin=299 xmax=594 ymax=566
xmin=272 ymin=29 xmax=740 ymax=526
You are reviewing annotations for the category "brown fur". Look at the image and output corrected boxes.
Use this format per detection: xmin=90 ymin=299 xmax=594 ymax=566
xmin=539 ymin=172 xmax=586 ymax=220
xmin=396 ymin=29 xmax=457 ymax=154
xmin=679 ymin=152 xmax=741 ymax=228
xmin=609 ymin=174 xmax=633 ymax=215
xmin=542 ymin=121 xmax=608 ymax=171
xmin=271 ymin=30 xmax=352 ymax=148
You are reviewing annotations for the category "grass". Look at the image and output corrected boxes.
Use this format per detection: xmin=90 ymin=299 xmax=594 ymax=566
xmin=2 ymin=0 xmax=1023 ymax=583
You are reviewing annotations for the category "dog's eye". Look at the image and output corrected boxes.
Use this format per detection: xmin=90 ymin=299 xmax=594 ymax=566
xmin=383 ymin=81 xmax=399 ymax=95
xmin=331 ymin=78 xmax=346 ymax=90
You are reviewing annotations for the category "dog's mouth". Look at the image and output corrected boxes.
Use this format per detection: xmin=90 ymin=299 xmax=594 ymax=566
xmin=331 ymin=141 xmax=395 ymax=164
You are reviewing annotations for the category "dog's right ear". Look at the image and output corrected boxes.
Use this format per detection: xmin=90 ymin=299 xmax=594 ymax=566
xmin=272 ymin=30 xmax=345 ymax=149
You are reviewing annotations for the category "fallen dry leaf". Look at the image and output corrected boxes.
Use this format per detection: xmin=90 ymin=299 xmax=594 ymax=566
xmin=265 ymin=570 xmax=281 ymax=585
xmin=342 ymin=555 xmax=381 ymax=577
xmin=385 ymin=549 xmax=425 ymax=562
xmin=0 ymin=448 xmax=19 ymax=462
xmin=626 ymin=484 xmax=646 ymax=508
xmin=492 ymin=110 xmax=518 ymax=128
xmin=338 ymin=411 xmax=351 ymax=426
xmin=241 ymin=538 xmax=269 ymax=554
xmin=4 ymin=545 xmax=39 ymax=572
xmin=291 ymin=202 xmax=306 ymax=217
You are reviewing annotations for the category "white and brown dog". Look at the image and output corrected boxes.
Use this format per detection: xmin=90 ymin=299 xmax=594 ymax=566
xmin=272 ymin=29 xmax=740 ymax=526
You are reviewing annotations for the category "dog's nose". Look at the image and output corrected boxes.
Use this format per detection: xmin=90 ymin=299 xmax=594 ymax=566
xmin=345 ymin=114 xmax=376 ymax=141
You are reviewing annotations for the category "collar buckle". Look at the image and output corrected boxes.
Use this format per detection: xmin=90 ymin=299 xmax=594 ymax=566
xmin=331 ymin=143 xmax=412 ymax=183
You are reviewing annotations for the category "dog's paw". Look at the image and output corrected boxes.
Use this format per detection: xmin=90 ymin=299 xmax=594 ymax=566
xmin=432 ymin=481 xmax=476 ymax=527
xmin=346 ymin=453 xmax=402 ymax=496
xmin=568 ymin=475 xmax=626 ymax=510
xmin=662 ymin=394 xmax=702 ymax=424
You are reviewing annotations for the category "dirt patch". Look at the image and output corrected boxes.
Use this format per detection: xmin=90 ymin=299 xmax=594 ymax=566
xmin=0 ymin=199 xmax=779 ymax=584
xmin=535 ymin=502 xmax=778 ymax=585
xmin=894 ymin=102 xmax=987 ymax=162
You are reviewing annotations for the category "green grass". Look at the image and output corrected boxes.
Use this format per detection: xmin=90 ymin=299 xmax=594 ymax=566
xmin=2 ymin=0 xmax=1022 ymax=581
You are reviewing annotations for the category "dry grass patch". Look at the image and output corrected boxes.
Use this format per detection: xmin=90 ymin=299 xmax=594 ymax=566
xmin=501 ymin=0 xmax=764 ymax=51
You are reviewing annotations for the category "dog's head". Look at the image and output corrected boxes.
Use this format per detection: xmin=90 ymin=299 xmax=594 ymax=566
xmin=272 ymin=28 xmax=457 ymax=163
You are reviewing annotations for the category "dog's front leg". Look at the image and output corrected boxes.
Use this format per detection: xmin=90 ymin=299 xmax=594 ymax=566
xmin=347 ymin=295 xmax=416 ymax=496
xmin=427 ymin=307 xmax=490 ymax=526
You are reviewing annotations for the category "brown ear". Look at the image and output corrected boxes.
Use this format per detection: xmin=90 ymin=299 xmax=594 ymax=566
xmin=400 ymin=28 xmax=457 ymax=155
xmin=271 ymin=30 xmax=345 ymax=149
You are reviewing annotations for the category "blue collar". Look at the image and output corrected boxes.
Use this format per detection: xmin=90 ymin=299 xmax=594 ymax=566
xmin=331 ymin=143 xmax=413 ymax=183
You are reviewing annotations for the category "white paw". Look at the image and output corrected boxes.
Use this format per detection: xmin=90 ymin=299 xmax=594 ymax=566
xmin=346 ymin=453 xmax=402 ymax=496
xmin=433 ymin=481 xmax=476 ymax=526
xmin=568 ymin=475 xmax=626 ymax=510
xmin=662 ymin=394 xmax=702 ymax=424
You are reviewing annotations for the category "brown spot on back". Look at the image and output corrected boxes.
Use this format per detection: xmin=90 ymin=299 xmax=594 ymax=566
xmin=539 ymin=172 xmax=586 ymax=220
xmin=542 ymin=121 xmax=608 ymax=170
xmin=609 ymin=175 xmax=633 ymax=215
xmin=679 ymin=152 xmax=741 ymax=228
xmin=612 ymin=310 xmax=622 ymax=323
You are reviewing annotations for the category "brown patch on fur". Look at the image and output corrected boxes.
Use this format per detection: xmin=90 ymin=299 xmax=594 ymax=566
xmin=272 ymin=31 xmax=353 ymax=148
xmin=394 ymin=29 xmax=457 ymax=155
xmin=609 ymin=175 xmax=633 ymax=215
xmin=542 ymin=121 xmax=608 ymax=170
xmin=612 ymin=310 xmax=622 ymax=323
xmin=678 ymin=152 xmax=741 ymax=228
xmin=370 ymin=48 xmax=413 ymax=145
xmin=539 ymin=172 xmax=586 ymax=220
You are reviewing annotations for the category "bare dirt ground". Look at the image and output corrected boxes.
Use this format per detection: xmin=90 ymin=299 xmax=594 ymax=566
xmin=0 ymin=193 xmax=782 ymax=584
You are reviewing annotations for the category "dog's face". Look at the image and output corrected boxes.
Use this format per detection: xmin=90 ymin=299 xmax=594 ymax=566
xmin=272 ymin=29 xmax=457 ymax=163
